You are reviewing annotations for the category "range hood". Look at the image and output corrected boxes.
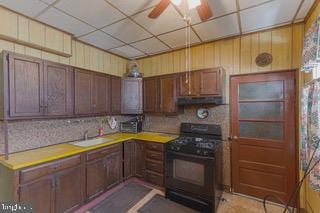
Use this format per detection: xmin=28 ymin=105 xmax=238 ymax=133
xmin=177 ymin=96 xmax=224 ymax=105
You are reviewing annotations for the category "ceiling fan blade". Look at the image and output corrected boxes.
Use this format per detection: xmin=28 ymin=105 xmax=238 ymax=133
xmin=148 ymin=0 xmax=171 ymax=19
xmin=197 ymin=0 xmax=213 ymax=21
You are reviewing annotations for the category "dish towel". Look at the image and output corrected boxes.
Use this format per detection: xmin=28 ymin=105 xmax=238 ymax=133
xmin=301 ymin=79 xmax=320 ymax=190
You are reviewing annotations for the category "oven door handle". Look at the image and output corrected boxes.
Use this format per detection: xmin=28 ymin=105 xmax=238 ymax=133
xmin=167 ymin=150 xmax=214 ymax=160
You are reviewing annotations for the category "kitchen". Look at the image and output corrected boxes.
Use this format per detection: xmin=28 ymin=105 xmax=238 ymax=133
xmin=0 ymin=0 xmax=319 ymax=213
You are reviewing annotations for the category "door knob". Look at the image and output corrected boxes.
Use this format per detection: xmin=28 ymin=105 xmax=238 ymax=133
xmin=233 ymin=136 xmax=238 ymax=140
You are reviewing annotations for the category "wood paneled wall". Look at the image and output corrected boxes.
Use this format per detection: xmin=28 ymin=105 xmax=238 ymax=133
xmin=0 ymin=6 xmax=127 ymax=77
xmin=137 ymin=23 xmax=304 ymax=102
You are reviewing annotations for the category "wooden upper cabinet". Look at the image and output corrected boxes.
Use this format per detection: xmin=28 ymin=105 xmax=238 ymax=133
xmin=160 ymin=75 xmax=177 ymax=113
xmin=92 ymin=73 xmax=108 ymax=115
xmin=44 ymin=61 xmax=74 ymax=116
xmin=121 ymin=78 xmax=143 ymax=114
xmin=178 ymin=72 xmax=200 ymax=96
xmin=75 ymin=69 xmax=93 ymax=115
xmin=8 ymin=53 xmax=44 ymax=117
xmin=111 ymin=76 xmax=121 ymax=114
xmin=199 ymin=69 xmax=223 ymax=95
xmin=143 ymin=77 xmax=160 ymax=113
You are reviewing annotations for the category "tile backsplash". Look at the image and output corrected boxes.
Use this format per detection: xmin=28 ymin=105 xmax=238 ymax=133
xmin=0 ymin=116 xmax=132 ymax=154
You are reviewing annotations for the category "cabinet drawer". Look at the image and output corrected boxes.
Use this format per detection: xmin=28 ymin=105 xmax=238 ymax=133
xmin=146 ymin=171 xmax=164 ymax=187
xmin=20 ymin=155 xmax=81 ymax=184
xmin=146 ymin=143 xmax=164 ymax=152
xmin=146 ymin=150 xmax=164 ymax=161
xmin=146 ymin=159 xmax=163 ymax=174
xmin=86 ymin=143 xmax=121 ymax=161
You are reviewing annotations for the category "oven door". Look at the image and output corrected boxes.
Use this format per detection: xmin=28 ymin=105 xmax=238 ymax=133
xmin=166 ymin=150 xmax=215 ymax=198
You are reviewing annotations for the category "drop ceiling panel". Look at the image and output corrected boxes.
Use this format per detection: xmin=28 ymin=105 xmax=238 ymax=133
xmin=79 ymin=30 xmax=124 ymax=50
xmin=107 ymin=0 xmax=158 ymax=16
xmin=38 ymin=8 xmax=95 ymax=37
xmin=131 ymin=37 xmax=170 ymax=54
xmin=193 ymin=14 xmax=239 ymax=41
xmin=102 ymin=19 xmax=152 ymax=43
xmin=109 ymin=45 xmax=145 ymax=58
xmin=238 ymin=0 xmax=271 ymax=9
xmin=176 ymin=0 xmax=237 ymax=25
xmin=0 ymin=0 xmax=48 ymax=17
xmin=55 ymin=0 xmax=125 ymax=28
xmin=158 ymin=28 xmax=200 ymax=49
xmin=296 ymin=0 xmax=315 ymax=20
xmin=40 ymin=0 xmax=56 ymax=4
xmin=240 ymin=0 xmax=301 ymax=33
xmin=132 ymin=5 xmax=186 ymax=35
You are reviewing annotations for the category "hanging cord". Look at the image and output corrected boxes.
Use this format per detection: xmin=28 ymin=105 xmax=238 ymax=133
xmin=263 ymin=139 xmax=320 ymax=213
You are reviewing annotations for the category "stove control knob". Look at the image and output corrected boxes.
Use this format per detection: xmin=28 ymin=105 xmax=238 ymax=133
xmin=203 ymin=151 xmax=208 ymax=156
xmin=176 ymin=147 xmax=180 ymax=151
xmin=197 ymin=150 xmax=201 ymax=154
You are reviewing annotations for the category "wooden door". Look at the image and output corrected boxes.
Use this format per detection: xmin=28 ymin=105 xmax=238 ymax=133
xmin=92 ymin=73 xmax=107 ymax=114
xmin=105 ymin=152 xmax=122 ymax=189
xmin=75 ymin=69 xmax=92 ymax=115
xmin=19 ymin=177 xmax=54 ymax=213
xmin=111 ymin=77 xmax=121 ymax=114
xmin=179 ymin=72 xmax=199 ymax=96
xmin=200 ymin=69 xmax=221 ymax=95
xmin=230 ymin=71 xmax=296 ymax=204
xmin=123 ymin=140 xmax=134 ymax=179
xmin=8 ymin=54 xmax=44 ymax=117
xmin=134 ymin=141 xmax=146 ymax=179
xmin=55 ymin=167 xmax=83 ymax=213
xmin=143 ymin=77 xmax=160 ymax=113
xmin=160 ymin=75 xmax=177 ymax=113
xmin=86 ymin=159 xmax=106 ymax=199
xmin=44 ymin=61 xmax=74 ymax=116
xmin=121 ymin=78 xmax=143 ymax=114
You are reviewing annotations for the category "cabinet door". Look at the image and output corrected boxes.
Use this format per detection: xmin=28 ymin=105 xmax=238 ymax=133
xmin=160 ymin=75 xmax=177 ymax=113
xmin=123 ymin=141 xmax=134 ymax=179
xmin=200 ymin=69 xmax=221 ymax=95
xmin=86 ymin=159 xmax=105 ymax=199
xmin=92 ymin=73 xmax=107 ymax=114
xmin=55 ymin=167 xmax=83 ymax=213
xmin=8 ymin=54 xmax=44 ymax=117
xmin=75 ymin=69 xmax=92 ymax=115
xmin=111 ymin=77 xmax=121 ymax=114
xmin=143 ymin=78 xmax=159 ymax=113
xmin=179 ymin=72 xmax=199 ymax=96
xmin=121 ymin=78 xmax=143 ymax=114
xmin=44 ymin=61 xmax=74 ymax=116
xmin=19 ymin=177 xmax=54 ymax=213
xmin=106 ymin=76 xmax=111 ymax=114
xmin=134 ymin=141 xmax=146 ymax=179
xmin=105 ymin=152 xmax=122 ymax=189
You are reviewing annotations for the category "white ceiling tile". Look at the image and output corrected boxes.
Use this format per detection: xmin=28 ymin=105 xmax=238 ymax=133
xmin=177 ymin=0 xmax=237 ymax=25
xmin=132 ymin=5 xmax=186 ymax=35
xmin=102 ymin=19 xmax=152 ymax=43
xmin=193 ymin=14 xmax=239 ymax=41
xmin=79 ymin=31 xmax=124 ymax=50
xmin=240 ymin=0 xmax=301 ymax=33
xmin=38 ymin=8 xmax=95 ymax=36
xmin=158 ymin=28 xmax=200 ymax=48
xmin=296 ymin=0 xmax=315 ymax=20
xmin=109 ymin=45 xmax=145 ymax=58
xmin=238 ymin=0 xmax=270 ymax=9
xmin=131 ymin=37 xmax=170 ymax=54
xmin=55 ymin=0 xmax=125 ymax=28
xmin=107 ymin=0 xmax=158 ymax=16
xmin=40 ymin=0 xmax=56 ymax=4
xmin=0 ymin=0 xmax=48 ymax=17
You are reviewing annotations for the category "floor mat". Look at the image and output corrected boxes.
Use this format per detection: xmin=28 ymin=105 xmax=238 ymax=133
xmin=138 ymin=194 xmax=200 ymax=213
xmin=88 ymin=183 xmax=152 ymax=213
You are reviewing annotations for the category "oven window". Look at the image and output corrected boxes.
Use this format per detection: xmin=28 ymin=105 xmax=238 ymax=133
xmin=173 ymin=159 xmax=205 ymax=186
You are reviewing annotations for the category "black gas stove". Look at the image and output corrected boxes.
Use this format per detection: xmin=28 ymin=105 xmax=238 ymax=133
xmin=167 ymin=123 xmax=222 ymax=157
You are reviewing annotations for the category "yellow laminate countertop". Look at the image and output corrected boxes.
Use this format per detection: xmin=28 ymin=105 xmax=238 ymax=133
xmin=0 ymin=132 xmax=178 ymax=170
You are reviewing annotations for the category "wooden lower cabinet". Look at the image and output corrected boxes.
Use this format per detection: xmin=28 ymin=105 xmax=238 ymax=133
xmin=105 ymin=152 xmax=122 ymax=189
xmin=123 ymin=140 xmax=135 ymax=180
xmin=86 ymin=159 xmax=105 ymax=199
xmin=134 ymin=141 xmax=146 ymax=179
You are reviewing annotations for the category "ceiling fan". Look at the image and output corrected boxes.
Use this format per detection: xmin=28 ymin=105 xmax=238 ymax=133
xmin=148 ymin=0 xmax=213 ymax=21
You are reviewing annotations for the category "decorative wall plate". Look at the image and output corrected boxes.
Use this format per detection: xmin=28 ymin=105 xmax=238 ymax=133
xmin=255 ymin=53 xmax=273 ymax=67
xmin=197 ymin=108 xmax=209 ymax=119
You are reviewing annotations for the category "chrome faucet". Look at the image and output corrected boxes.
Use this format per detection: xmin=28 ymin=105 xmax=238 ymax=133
xmin=84 ymin=130 xmax=89 ymax=141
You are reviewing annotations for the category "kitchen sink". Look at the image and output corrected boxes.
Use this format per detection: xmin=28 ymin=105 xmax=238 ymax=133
xmin=70 ymin=137 xmax=114 ymax=147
